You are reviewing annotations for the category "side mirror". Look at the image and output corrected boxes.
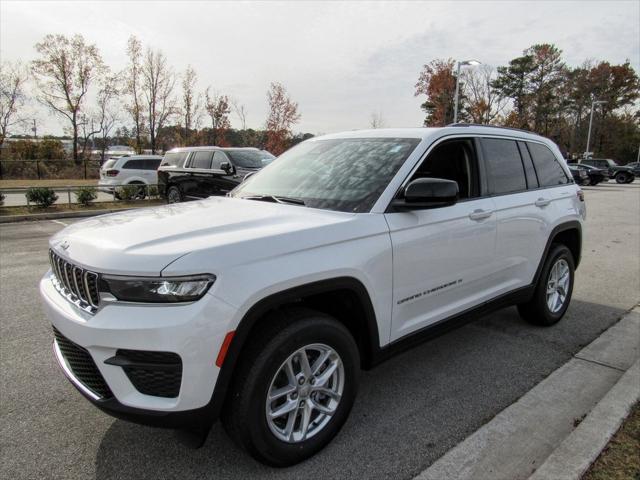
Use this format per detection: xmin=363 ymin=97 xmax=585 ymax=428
xmin=392 ymin=178 xmax=459 ymax=210
xmin=220 ymin=161 xmax=234 ymax=173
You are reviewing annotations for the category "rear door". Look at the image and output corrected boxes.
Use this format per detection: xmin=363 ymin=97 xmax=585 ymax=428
xmin=386 ymin=137 xmax=498 ymax=340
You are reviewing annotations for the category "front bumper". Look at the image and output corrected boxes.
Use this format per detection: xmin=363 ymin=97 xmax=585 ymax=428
xmin=40 ymin=271 xmax=237 ymax=426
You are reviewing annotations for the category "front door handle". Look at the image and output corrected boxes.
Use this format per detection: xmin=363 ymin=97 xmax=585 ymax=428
xmin=469 ymin=209 xmax=493 ymax=221
xmin=535 ymin=198 xmax=551 ymax=207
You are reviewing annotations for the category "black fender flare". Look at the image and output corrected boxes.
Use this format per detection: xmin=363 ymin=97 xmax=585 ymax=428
xmin=207 ymin=276 xmax=380 ymax=421
xmin=533 ymin=220 xmax=582 ymax=286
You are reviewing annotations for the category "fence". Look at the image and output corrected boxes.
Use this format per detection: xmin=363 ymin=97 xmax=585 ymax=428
xmin=0 ymin=184 xmax=163 ymax=207
xmin=0 ymin=159 xmax=102 ymax=180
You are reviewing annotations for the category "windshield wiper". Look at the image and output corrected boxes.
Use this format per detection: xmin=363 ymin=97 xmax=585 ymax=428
xmin=242 ymin=195 xmax=306 ymax=206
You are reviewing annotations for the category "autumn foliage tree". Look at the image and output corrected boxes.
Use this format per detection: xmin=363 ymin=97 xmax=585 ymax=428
xmin=205 ymin=88 xmax=231 ymax=146
xmin=414 ymin=59 xmax=457 ymax=126
xmin=31 ymin=34 xmax=105 ymax=162
xmin=265 ymin=82 xmax=300 ymax=155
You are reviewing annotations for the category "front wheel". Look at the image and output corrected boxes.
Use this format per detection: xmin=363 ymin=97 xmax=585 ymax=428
xmin=518 ymin=244 xmax=575 ymax=326
xmin=223 ymin=308 xmax=359 ymax=466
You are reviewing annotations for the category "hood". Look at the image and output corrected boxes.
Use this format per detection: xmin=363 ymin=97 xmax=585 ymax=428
xmin=49 ymin=197 xmax=367 ymax=276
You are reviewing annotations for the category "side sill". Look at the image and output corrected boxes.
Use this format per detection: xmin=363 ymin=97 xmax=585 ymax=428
xmin=368 ymin=284 xmax=534 ymax=368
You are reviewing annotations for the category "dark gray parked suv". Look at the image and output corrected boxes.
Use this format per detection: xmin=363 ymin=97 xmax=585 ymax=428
xmin=581 ymin=158 xmax=635 ymax=184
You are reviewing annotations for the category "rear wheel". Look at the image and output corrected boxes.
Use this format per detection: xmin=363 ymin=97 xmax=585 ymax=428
xmin=166 ymin=186 xmax=182 ymax=203
xmin=223 ymin=308 xmax=359 ymax=467
xmin=615 ymin=172 xmax=629 ymax=184
xmin=518 ymin=244 xmax=575 ymax=326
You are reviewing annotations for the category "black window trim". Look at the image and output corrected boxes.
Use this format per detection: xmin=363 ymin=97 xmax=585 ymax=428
xmin=386 ymin=133 xmax=574 ymax=211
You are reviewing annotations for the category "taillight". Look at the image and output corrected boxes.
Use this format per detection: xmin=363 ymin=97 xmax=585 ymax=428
xmin=577 ymin=190 xmax=584 ymax=202
xmin=105 ymin=169 xmax=119 ymax=177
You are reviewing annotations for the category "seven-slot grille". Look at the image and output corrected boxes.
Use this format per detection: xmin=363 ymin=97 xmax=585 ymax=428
xmin=49 ymin=249 xmax=100 ymax=312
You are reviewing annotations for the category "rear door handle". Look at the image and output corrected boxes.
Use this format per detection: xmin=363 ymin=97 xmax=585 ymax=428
xmin=469 ymin=209 xmax=493 ymax=221
xmin=535 ymin=198 xmax=551 ymax=207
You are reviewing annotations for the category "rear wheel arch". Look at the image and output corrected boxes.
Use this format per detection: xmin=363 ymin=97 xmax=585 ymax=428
xmin=534 ymin=221 xmax=582 ymax=285
xmin=210 ymin=277 xmax=380 ymax=419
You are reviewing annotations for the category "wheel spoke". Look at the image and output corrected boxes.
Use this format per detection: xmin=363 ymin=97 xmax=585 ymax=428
xmin=299 ymin=403 xmax=313 ymax=440
xmin=298 ymin=349 xmax=312 ymax=378
xmin=283 ymin=409 xmax=297 ymax=441
xmin=284 ymin=358 xmax=297 ymax=385
xmin=310 ymin=398 xmax=335 ymax=415
xmin=315 ymin=359 xmax=339 ymax=387
xmin=311 ymin=350 xmax=331 ymax=376
xmin=312 ymin=386 xmax=341 ymax=401
xmin=269 ymin=399 xmax=298 ymax=419
xmin=269 ymin=385 xmax=296 ymax=402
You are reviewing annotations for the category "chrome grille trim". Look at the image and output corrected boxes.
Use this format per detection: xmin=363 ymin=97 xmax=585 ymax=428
xmin=49 ymin=249 xmax=100 ymax=314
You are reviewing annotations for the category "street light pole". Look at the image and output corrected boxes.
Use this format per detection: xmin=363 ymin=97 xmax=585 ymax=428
xmin=453 ymin=59 xmax=481 ymax=124
xmin=584 ymin=100 xmax=607 ymax=161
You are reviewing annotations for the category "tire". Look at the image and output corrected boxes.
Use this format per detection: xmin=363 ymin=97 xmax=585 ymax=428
xmin=518 ymin=244 xmax=575 ymax=326
xmin=166 ymin=185 xmax=182 ymax=203
xmin=222 ymin=308 xmax=360 ymax=467
xmin=615 ymin=172 xmax=629 ymax=184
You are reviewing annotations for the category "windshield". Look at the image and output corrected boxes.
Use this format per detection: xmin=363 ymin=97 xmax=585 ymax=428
xmin=230 ymin=137 xmax=420 ymax=213
xmin=226 ymin=150 xmax=273 ymax=169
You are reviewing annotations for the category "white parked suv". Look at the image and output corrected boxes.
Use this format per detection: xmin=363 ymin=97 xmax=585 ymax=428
xmin=40 ymin=126 xmax=585 ymax=466
xmin=98 ymin=155 xmax=163 ymax=197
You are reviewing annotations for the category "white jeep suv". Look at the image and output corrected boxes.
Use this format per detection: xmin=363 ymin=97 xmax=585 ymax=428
xmin=40 ymin=126 xmax=585 ymax=466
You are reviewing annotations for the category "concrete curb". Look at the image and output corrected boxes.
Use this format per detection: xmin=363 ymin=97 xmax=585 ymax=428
xmin=528 ymin=358 xmax=640 ymax=480
xmin=415 ymin=307 xmax=640 ymax=480
xmin=0 ymin=206 xmax=150 ymax=223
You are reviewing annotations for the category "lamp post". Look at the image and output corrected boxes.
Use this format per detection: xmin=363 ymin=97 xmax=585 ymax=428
xmin=453 ymin=59 xmax=481 ymax=123
xmin=584 ymin=100 xmax=607 ymax=161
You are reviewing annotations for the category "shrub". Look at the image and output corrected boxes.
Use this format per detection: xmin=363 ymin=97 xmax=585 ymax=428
xmin=0 ymin=192 xmax=5 ymax=206
xmin=25 ymin=187 xmax=58 ymax=208
xmin=147 ymin=185 xmax=159 ymax=197
xmin=74 ymin=186 xmax=97 ymax=206
xmin=116 ymin=184 xmax=140 ymax=201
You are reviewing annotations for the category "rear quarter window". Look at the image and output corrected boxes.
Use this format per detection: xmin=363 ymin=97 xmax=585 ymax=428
xmin=481 ymin=138 xmax=527 ymax=195
xmin=527 ymin=143 xmax=569 ymax=187
xmin=122 ymin=159 xmax=142 ymax=169
xmin=161 ymin=152 xmax=188 ymax=167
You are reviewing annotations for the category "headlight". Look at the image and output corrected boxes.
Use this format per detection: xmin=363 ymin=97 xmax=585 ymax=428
xmin=101 ymin=274 xmax=215 ymax=303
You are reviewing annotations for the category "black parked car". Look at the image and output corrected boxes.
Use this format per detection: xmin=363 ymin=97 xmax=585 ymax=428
xmin=567 ymin=163 xmax=608 ymax=185
xmin=580 ymin=158 xmax=635 ymax=184
xmin=625 ymin=162 xmax=640 ymax=177
xmin=568 ymin=165 xmax=589 ymax=185
xmin=158 ymin=147 xmax=275 ymax=203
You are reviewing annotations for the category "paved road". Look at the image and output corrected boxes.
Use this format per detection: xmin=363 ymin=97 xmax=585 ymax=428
xmin=1 ymin=183 xmax=638 ymax=480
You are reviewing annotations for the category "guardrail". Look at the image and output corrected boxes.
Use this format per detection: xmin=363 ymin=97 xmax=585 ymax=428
xmin=0 ymin=183 xmax=163 ymax=206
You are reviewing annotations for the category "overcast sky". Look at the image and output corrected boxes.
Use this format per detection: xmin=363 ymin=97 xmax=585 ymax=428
xmin=1 ymin=0 xmax=639 ymax=136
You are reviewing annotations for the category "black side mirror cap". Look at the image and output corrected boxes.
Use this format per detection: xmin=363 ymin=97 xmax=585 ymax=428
xmin=220 ymin=161 xmax=234 ymax=173
xmin=391 ymin=178 xmax=459 ymax=210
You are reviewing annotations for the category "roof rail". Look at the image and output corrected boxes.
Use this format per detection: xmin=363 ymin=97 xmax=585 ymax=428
xmin=446 ymin=123 xmax=540 ymax=136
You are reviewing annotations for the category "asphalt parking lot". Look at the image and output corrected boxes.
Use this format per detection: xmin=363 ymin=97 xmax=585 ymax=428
xmin=1 ymin=182 xmax=638 ymax=480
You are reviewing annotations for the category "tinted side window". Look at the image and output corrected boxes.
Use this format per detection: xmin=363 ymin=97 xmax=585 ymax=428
xmin=212 ymin=151 xmax=229 ymax=170
xmin=161 ymin=152 xmax=188 ymax=167
xmin=527 ymin=143 xmax=569 ymax=187
xmin=481 ymin=138 xmax=526 ymax=194
xmin=517 ymin=141 xmax=539 ymax=189
xmin=145 ymin=159 xmax=161 ymax=170
xmin=190 ymin=151 xmax=213 ymax=169
xmin=122 ymin=159 xmax=142 ymax=169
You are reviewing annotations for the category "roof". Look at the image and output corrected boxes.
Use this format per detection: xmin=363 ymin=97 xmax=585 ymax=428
xmin=314 ymin=125 xmax=549 ymax=143
xmin=165 ymin=146 xmax=260 ymax=153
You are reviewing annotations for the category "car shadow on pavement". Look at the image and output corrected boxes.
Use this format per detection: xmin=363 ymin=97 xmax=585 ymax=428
xmin=94 ymin=300 xmax=629 ymax=480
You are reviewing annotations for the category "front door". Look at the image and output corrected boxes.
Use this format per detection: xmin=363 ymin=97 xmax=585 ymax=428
xmin=385 ymin=137 xmax=498 ymax=341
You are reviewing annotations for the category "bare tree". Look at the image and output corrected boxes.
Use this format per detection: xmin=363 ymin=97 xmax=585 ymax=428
xmin=141 ymin=47 xmax=177 ymax=153
xmin=181 ymin=65 xmax=201 ymax=145
xmin=265 ymin=82 xmax=301 ymax=155
xmin=205 ymin=88 xmax=231 ymax=145
xmin=231 ymin=98 xmax=248 ymax=130
xmin=0 ymin=61 xmax=29 ymax=155
xmin=94 ymin=75 xmax=120 ymax=160
xmin=463 ymin=65 xmax=508 ymax=124
xmin=31 ymin=34 xmax=105 ymax=161
xmin=124 ymin=35 xmax=145 ymax=153
xmin=369 ymin=110 xmax=386 ymax=128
